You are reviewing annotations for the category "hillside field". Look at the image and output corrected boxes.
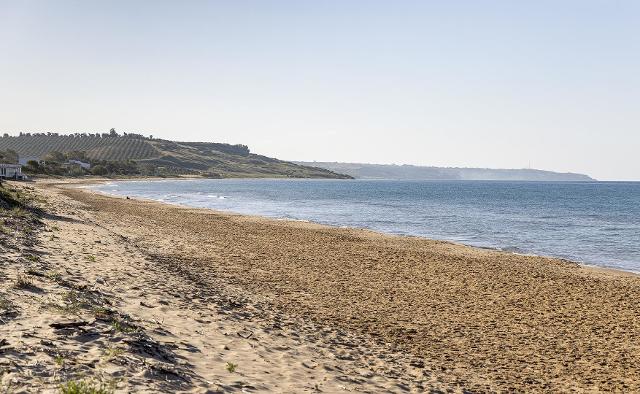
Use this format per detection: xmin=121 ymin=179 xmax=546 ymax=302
xmin=0 ymin=134 xmax=350 ymax=179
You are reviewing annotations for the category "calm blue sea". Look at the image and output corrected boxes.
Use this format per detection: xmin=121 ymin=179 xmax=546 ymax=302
xmin=93 ymin=179 xmax=640 ymax=272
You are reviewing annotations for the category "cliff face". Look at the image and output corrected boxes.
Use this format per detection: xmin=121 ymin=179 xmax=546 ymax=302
xmin=296 ymin=162 xmax=595 ymax=181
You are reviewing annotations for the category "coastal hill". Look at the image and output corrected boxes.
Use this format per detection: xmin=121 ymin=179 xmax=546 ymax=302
xmin=295 ymin=161 xmax=595 ymax=181
xmin=0 ymin=132 xmax=350 ymax=178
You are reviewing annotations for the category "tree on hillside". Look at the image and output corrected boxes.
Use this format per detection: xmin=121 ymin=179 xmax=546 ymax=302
xmin=24 ymin=160 xmax=41 ymax=173
xmin=0 ymin=150 xmax=18 ymax=164
xmin=91 ymin=165 xmax=108 ymax=176
xmin=43 ymin=151 xmax=66 ymax=163
xmin=109 ymin=128 xmax=118 ymax=137
xmin=65 ymin=151 xmax=89 ymax=161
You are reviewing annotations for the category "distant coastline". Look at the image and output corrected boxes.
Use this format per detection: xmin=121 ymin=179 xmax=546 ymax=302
xmin=296 ymin=161 xmax=595 ymax=181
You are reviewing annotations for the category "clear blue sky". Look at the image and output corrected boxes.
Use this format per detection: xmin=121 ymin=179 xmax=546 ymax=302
xmin=1 ymin=1 xmax=638 ymax=180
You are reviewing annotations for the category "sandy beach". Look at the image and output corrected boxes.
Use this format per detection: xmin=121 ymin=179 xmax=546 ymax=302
xmin=2 ymin=180 xmax=639 ymax=392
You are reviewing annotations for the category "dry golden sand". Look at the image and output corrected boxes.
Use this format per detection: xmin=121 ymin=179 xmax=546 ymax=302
xmin=58 ymin=181 xmax=640 ymax=392
xmin=5 ymin=180 xmax=639 ymax=392
xmin=2 ymin=182 xmax=431 ymax=392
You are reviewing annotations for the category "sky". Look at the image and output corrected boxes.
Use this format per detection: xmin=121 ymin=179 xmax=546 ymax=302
xmin=0 ymin=1 xmax=638 ymax=180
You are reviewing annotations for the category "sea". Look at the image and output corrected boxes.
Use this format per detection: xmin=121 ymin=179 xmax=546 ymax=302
xmin=92 ymin=179 xmax=640 ymax=273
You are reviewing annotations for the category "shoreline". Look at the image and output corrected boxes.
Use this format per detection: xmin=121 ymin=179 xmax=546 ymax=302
xmin=5 ymin=181 xmax=416 ymax=392
xmin=12 ymin=179 xmax=640 ymax=391
xmin=68 ymin=177 xmax=639 ymax=278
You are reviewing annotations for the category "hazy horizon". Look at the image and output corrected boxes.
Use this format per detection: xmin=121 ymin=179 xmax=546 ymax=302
xmin=1 ymin=1 xmax=638 ymax=180
xmin=296 ymin=160 xmax=596 ymax=177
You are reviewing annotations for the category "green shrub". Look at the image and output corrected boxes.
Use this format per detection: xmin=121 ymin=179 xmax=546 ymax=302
xmin=225 ymin=362 xmax=237 ymax=373
xmin=59 ymin=380 xmax=113 ymax=394
xmin=90 ymin=165 xmax=108 ymax=176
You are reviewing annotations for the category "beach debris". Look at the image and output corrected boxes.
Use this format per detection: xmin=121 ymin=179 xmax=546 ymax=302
xmin=237 ymin=329 xmax=253 ymax=339
xmin=94 ymin=308 xmax=115 ymax=321
xmin=409 ymin=359 xmax=425 ymax=368
xmin=25 ymin=268 xmax=47 ymax=278
xmin=50 ymin=320 xmax=89 ymax=329
xmin=302 ymin=361 xmax=318 ymax=369
xmin=124 ymin=335 xmax=176 ymax=363
xmin=39 ymin=339 xmax=55 ymax=347
xmin=180 ymin=342 xmax=201 ymax=353
xmin=145 ymin=360 xmax=191 ymax=382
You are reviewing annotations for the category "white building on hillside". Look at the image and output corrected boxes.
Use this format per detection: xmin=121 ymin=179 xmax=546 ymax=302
xmin=68 ymin=160 xmax=91 ymax=169
xmin=0 ymin=164 xmax=24 ymax=180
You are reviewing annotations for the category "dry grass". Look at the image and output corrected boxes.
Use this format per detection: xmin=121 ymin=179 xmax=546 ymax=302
xmin=13 ymin=273 xmax=36 ymax=290
xmin=0 ymin=293 xmax=13 ymax=313
xmin=110 ymin=319 xmax=137 ymax=333
xmin=59 ymin=379 xmax=113 ymax=394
